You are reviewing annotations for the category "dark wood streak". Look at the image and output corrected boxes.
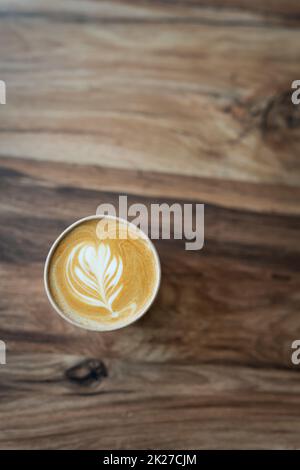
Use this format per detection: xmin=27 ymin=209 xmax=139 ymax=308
xmin=1 ymin=10 xmax=298 ymax=29
xmin=1 ymin=0 xmax=300 ymax=26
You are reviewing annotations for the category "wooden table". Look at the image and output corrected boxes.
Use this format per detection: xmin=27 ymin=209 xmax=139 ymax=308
xmin=0 ymin=0 xmax=300 ymax=450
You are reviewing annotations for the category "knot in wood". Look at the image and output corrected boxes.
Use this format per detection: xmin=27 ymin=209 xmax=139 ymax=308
xmin=65 ymin=359 xmax=108 ymax=387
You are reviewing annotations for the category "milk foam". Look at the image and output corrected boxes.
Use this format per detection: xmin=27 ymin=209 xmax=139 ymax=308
xmin=66 ymin=242 xmax=136 ymax=317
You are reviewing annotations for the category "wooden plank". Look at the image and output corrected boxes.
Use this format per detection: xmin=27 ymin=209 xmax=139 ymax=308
xmin=1 ymin=354 xmax=300 ymax=449
xmin=0 ymin=1 xmax=299 ymax=185
xmin=2 ymin=156 xmax=300 ymax=216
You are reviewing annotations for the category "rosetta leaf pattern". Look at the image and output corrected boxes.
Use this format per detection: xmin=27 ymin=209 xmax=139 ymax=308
xmin=66 ymin=242 xmax=124 ymax=316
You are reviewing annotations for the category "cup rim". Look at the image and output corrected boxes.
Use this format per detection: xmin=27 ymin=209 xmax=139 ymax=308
xmin=44 ymin=214 xmax=161 ymax=332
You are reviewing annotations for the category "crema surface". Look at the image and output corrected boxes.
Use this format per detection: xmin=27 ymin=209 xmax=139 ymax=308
xmin=48 ymin=219 xmax=159 ymax=330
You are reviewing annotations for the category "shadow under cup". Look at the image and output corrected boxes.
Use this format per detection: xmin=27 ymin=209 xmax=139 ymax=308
xmin=44 ymin=215 xmax=161 ymax=331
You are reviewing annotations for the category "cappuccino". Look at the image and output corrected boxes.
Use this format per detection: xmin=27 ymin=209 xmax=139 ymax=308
xmin=45 ymin=216 xmax=160 ymax=331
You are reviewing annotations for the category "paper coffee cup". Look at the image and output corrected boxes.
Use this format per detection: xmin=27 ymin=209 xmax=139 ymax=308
xmin=44 ymin=215 xmax=161 ymax=331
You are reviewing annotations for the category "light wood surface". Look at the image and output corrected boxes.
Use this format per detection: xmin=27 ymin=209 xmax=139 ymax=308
xmin=0 ymin=0 xmax=300 ymax=450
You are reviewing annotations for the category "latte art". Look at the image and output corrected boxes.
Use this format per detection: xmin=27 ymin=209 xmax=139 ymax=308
xmin=66 ymin=242 xmax=135 ymax=317
xmin=47 ymin=218 xmax=160 ymax=330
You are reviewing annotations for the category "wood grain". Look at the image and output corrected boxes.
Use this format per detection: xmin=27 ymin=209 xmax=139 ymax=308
xmin=0 ymin=1 xmax=300 ymax=185
xmin=0 ymin=0 xmax=300 ymax=450
xmin=0 ymin=156 xmax=300 ymax=449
